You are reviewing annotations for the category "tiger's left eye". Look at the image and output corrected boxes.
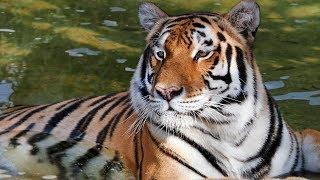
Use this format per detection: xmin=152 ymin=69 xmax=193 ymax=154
xmin=194 ymin=50 xmax=213 ymax=61
xmin=155 ymin=51 xmax=165 ymax=60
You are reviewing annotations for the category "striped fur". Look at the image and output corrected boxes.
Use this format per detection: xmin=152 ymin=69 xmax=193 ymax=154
xmin=0 ymin=0 xmax=320 ymax=179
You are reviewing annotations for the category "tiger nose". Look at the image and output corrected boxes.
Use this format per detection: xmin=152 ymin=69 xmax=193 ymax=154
xmin=155 ymin=85 xmax=183 ymax=101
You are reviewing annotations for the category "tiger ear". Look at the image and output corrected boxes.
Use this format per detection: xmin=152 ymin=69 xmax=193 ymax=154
xmin=227 ymin=0 xmax=260 ymax=37
xmin=138 ymin=2 xmax=168 ymax=32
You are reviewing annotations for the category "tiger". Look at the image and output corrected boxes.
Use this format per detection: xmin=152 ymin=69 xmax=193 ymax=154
xmin=0 ymin=0 xmax=319 ymax=179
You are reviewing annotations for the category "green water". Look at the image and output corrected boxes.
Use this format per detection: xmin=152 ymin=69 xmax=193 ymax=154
xmin=0 ymin=0 xmax=319 ymax=131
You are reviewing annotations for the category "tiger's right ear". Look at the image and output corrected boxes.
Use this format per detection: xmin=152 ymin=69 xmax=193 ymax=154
xmin=138 ymin=2 xmax=168 ymax=32
xmin=227 ymin=0 xmax=260 ymax=37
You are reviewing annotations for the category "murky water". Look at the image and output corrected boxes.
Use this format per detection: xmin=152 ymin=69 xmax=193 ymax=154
xmin=0 ymin=0 xmax=319 ymax=179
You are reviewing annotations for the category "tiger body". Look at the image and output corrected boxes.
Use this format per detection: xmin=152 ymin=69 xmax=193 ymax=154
xmin=1 ymin=0 xmax=320 ymax=179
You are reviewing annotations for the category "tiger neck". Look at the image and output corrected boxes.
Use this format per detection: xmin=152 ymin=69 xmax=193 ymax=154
xmin=146 ymin=63 xmax=274 ymax=162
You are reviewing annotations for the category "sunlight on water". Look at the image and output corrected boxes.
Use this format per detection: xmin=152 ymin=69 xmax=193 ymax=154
xmin=0 ymin=29 xmax=15 ymax=33
xmin=264 ymin=80 xmax=285 ymax=90
xmin=65 ymin=48 xmax=101 ymax=57
xmin=110 ymin=7 xmax=126 ymax=12
xmin=102 ymin=20 xmax=118 ymax=27
xmin=274 ymin=90 xmax=320 ymax=106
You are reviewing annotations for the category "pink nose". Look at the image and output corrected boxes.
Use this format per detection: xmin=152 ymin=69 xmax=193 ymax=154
xmin=155 ymin=86 xmax=182 ymax=101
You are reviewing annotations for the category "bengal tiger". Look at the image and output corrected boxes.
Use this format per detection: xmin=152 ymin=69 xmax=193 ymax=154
xmin=0 ymin=0 xmax=319 ymax=179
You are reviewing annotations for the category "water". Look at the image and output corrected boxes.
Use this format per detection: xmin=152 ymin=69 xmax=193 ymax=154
xmin=0 ymin=0 xmax=319 ymax=178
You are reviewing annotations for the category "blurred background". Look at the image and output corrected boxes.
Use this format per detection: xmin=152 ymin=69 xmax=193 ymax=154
xmin=0 ymin=0 xmax=319 ymax=130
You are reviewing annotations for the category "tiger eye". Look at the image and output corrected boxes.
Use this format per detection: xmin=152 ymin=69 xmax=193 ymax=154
xmin=156 ymin=51 xmax=164 ymax=59
xmin=198 ymin=50 xmax=207 ymax=57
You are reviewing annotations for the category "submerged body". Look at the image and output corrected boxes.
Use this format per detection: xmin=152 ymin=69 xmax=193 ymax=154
xmin=0 ymin=0 xmax=320 ymax=179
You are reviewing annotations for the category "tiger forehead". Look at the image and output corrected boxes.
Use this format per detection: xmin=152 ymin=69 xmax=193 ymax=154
xmin=148 ymin=14 xmax=223 ymax=44
xmin=151 ymin=15 xmax=225 ymax=49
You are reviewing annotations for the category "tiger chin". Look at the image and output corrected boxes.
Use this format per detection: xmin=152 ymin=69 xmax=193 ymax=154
xmin=0 ymin=0 xmax=320 ymax=179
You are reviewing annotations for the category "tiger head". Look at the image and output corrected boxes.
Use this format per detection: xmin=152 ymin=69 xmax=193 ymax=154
xmin=130 ymin=0 xmax=260 ymax=129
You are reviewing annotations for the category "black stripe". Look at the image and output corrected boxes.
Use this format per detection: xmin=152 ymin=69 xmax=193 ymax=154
xmin=151 ymin=121 xmax=228 ymax=176
xmin=166 ymin=23 xmax=177 ymax=29
xmin=209 ymin=105 xmax=233 ymax=117
xmin=245 ymin=94 xmax=276 ymax=161
xmin=0 ymin=106 xmax=32 ymax=120
xmin=99 ymin=153 xmax=124 ymax=177
xmin=290 ymin=130 xmax=300 ymax=173
xmin=140 ymin=47 xmax=151 ymax=82
xmin=6 ymin=108 xmax=32 ymax=121
xmin=29 ymin=97 xmax=95 ymax=155
xmin=203 ymin=39 xmax=213 ymax=46
xmin=208 ymin=70 xmax=232 ymax=85
xmin=196 ymin=30 xmax=206 ymax=37
xmin=234 ymin=119 xmax=254 ymax=147
xmin=0 ymin=105 xmax=51 ymax=135
xmin=51 ymin=153 xmax=68 ymax=179
xmin=193 ymin=22 xmax=205 ymax=28
xmin=217 ymin=32 xmax=226 ymax=42
xmin=89 ymin=93 xmax=116 ymax=107
xmin=99 ymin=95 xmax=129 ymax=121
xmin=28 ymin=133 xmax=51 ymax=155
xmin=9 ymin=123 xmax=35 ymax=147
xmin=149 ymin=132 xmax=207 ymax=178
xmin=72 ymin=146 xmax=101 ymax=174
xmin=210 ymin=55 xmax=220 ymax=68
xmin=199 ymin=16 xmax=210 ymax=24
xmin=170 ymin=16 xmax=190 ymax=23
xmin=207 ymin=44 xmax=232 ymax=85
xmin=47 ymin=140 xmax=77 ymax=158
xmin=27 ymin=97 xmax=94 ymax=153
xmin=134 ymin=134 xmax=140 ymax=173
xmin=139 ymin=132 xmax=144 ymax=180
xmin=44 ymin=96 xmax=93 ymax=133
xmin=184 ymin=31 xmax=192 ymax=49
xmin=243 ymin=94 xmax=283 ymax=178
xmin=96 ymin=115 xmax=118 ymax=145
xmin=216 ymin=44 xmax=221 ymax=54
xmin=125 ymin=107 xmax=135 ymax=119
xmin=218 ymin=25 xmax=224 ymax=31
xmin=69 ymin=95 xmax=124 ymax=140
xmin=203 ymin=77 xmax=217 ymax=90
xmin=109 ymin=104 xmax=131 ymax=139
xmin=138 ymin=47 xmax=152 ymax=97
xmin=235 ymin=46 xmax=247 ymax=89
xmin=56 ymin=98 xmax=79 ymax=110
xmin=194 ymin=126 xmax=220 ymax=140
xmin=147 ymin=73 xmax=154 ymax=84
xmin=220 ymin=93 xmax=247 ymax=105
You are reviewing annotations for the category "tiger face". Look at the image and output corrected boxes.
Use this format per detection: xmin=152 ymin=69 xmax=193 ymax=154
xmin=130 ymin=0 xmax=260 ymax=129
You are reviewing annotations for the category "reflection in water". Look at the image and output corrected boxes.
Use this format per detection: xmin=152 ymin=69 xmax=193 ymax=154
xmin=110 ymin=7 xmax=126 ymax=12
xmin=264 ymin=80 xmax=285 ymax=90
xmin=280 ymin=76 xmax=290 ymax=80
xmin=116 ymin=59 xmax=127 ymax=64
xmin=102 ymin=20 xmax=118 ymax=27
xmin=80 ymin=22 xmax=91 ymax=26
xmin=0 ymin=83 xmax=13 ymax=103
xmin=75 ymin=9 xmax=85 ymax=13
xmin=0 ymin=29 xmax=15 ymax=33
xmin=41 ymin=175 xmax=57 ymax=179
xmin=65 ymin=48 xmax=101 ymax=57
xmin=274 ymin=90 xmax=320 ymax=106
xmin=124 ymin=67 xmax=135 ymax=72
xmin=294 ymin=19 xmax=308 ymax=24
